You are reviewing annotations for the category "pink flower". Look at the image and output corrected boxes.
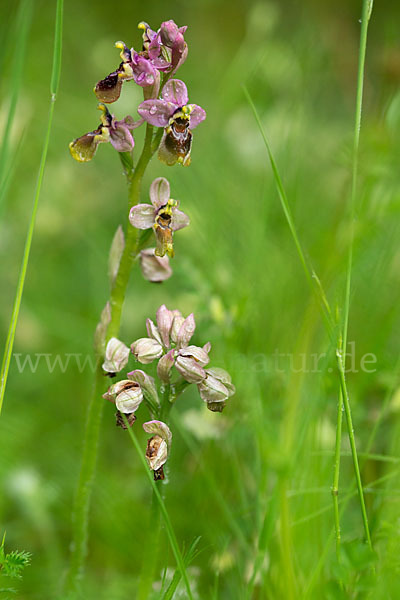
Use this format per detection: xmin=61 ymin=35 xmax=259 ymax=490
xmin=69 ymin=104 xmax=138 ymax=162
xmin=138 ymin=80 xmax=206 ymax=166
xmin=138 ymin=79 xmax=205 ymax=129
xmin=95 ymin=42 xmax=159 ymax=104
xmin=129 ymin=177 xmax=189 ymax=257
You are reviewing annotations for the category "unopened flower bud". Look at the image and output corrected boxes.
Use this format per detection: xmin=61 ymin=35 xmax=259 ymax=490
xmin=157 ymin=349 xmax=175 ymax=383
xmin=160 ymin=20 xmax=181 ymax=47
xmin=108 ymin=226 xmax=125 ymax=287
xmin=131 ymin=337 xmax=163 ymax=364
xmin=170 ymin=310 xmax=184 ymax=343
xmin=94 ymin=302 xmax=111 ymax=355
xmin=175 ymin=313 xmax=196 ymax=348
xmin=156 ymin=304 xmax=174 ymax=348
xmin=139 ymin=248 xmax=172 ymax=283
xmin=102 ymin=337 xmax=130 ymax=374
xmin=146 ymin=318 xmax=162 ymax=345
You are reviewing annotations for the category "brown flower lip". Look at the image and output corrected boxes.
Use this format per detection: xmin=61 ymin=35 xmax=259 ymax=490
xmin=116 ymin=411 xmax=137 ymax=429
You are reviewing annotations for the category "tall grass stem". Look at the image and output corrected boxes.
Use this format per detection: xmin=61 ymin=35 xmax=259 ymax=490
xmin=333 ymin=0 xmax=374 ymax=556
xmin=0 ymin=0 xmax=64 ymax=417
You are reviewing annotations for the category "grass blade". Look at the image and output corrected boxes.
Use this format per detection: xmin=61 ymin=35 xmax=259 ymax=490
xmin=0 ymin=0 xmax=33 ymax=217
xmin=172 ymin=412 xmax=251 ymax=553
xmin=161 ymin=536 xmax=201 ymax=600
xmin=0 ymin=0 xmax=64 ymax=416
xmin=243 ymin=85 xmax=334 ymax=336
xmin=334 ymin=0 xmax=374 ymax=556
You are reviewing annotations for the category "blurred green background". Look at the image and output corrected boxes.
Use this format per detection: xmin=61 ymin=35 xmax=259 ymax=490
xmin=1 ymin=0 xmax=400 ymax=598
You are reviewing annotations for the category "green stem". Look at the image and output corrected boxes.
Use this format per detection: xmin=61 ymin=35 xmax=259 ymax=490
xmin=243 ymin=86 xmax=335 ymax=338
xmin=137 ymin=481 xmax=162 ymax=600
xmin=62 ymin=360 xmax=105 ymax=596
xmin=332 ymin=0 xmax=373 ymax=558
xmin=63 ymin=124 xmax=156 ymax=596
xmin=244 ymin=0 xmax=374 ymax=555
xmin=0 ymin=0 xmax=33 ymax=216
xmin=137 ymin=381 xmax=171 ymax=600
xmin=0 ymin=0 xmax=63 ymax=417
xmin=332 ymin=389 xmax=343 ymax=562
xmin=336 ymin=350 xmax=372 ymax=549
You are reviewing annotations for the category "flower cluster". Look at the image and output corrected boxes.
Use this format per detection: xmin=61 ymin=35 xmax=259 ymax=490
xmin=72 ymin=19 xmax=232 ymax=485
xmin=102 ymin=306 xmax=235 ymax=479
xmin=69 ymin=19 xmax=206 ymax=167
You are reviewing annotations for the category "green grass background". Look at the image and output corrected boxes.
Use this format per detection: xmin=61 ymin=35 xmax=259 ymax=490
xmin=0 ymin=0 xmax=400 ymax=598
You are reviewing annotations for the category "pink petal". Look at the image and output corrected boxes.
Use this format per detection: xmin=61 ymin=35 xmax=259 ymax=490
xmin=162 ymin=79 xmax=188 ymax=107
xmin=171 ymin=208 xmax=190 ymax=231
xmin=109 ymin=125 xmax=134 ymax=152
xmin=123 ymin=116 xmax=145 ymax=130
xmin=157 ymin=349 xmax=175 ymax=383
xmin=179 ymin=345 xmax=210 ymax=366
xmin=176 ymin=313 xmax=195 ymax=348
xmin=146 ymin=318 xmax=162 ymax=344
xmin=188 ymin=104 xmax=206 ymax=129
xmin=129 ymin=204 xmax=155 ymax=229
xmin=150 ymin=177 xmax=170 ymax=210
xmin=137 ymin=99 xmax=175 ymax=127
xmin=156 ymin=304 xmax=174 ymax=347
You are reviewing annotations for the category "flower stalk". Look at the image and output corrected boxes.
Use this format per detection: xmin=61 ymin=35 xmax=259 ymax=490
xmin=64 ymin=19 xmax=220 ymax=598
xmin=63 ymin=123 xmax=156 ymax=596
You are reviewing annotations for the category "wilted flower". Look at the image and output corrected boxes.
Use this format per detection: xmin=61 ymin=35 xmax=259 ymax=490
xmin=103 ymin=379 xmax=143 ymax=428
xmin=138 ymin=80 xmax=206 ymax=166
xmin=198 ymin=368 xmax=236 ymax=412
xmin=102 ymin=337 xmax=130 ymax=374
xmin=129 ymin=177 xmax=189 ymax=257
xmin=116 ymin=412 xmax=137 ymax=428
xmin=143 ymin=420 xmax=172 ymax=480
xmin=139 ymin=248 xmax=172 ymax=282
xmin=95 ymin=42 xmax=160 ymax=103
xmin=69 ymin=104 xmax=137 ymax=162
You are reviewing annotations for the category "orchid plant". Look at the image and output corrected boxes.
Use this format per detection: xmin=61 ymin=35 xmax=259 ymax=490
xmin=64 ymin=18 xmax=234 ymax=595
